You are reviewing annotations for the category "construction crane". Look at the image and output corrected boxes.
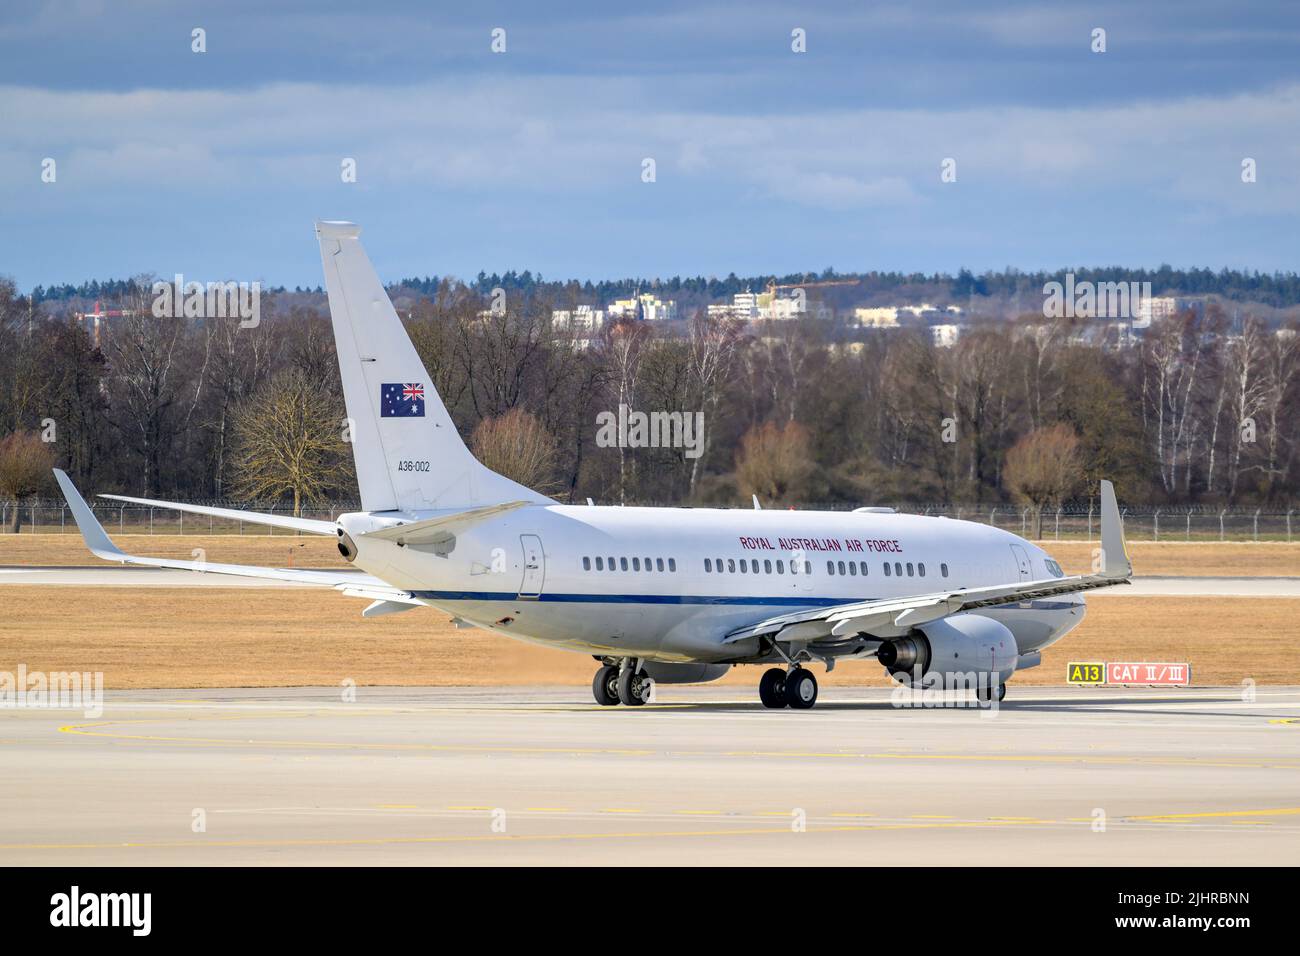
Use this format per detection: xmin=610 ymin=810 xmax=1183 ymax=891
xmin=765 ymin=278 xmax=859 ymax=296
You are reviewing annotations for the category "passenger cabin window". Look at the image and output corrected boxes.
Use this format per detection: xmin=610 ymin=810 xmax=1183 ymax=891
xmin=859 ymin=561 xmax=868 ymax=576
xmin=657 ymin=558 xmax=665 ymax=572
xmin=941 ymin=562 xmax=949 ymax=577
xmin=906 ymin=562 xmax=914 ymax=577
xmin=848 ymin=562 xmax=856 ymax=576
xmin=607 ymin=556 xmax=615 ymax=571
xmin=894 ymin=562 xmax=903 ymax=577
xmin=827 ymin=561 xmax=835 ymax=575
xmin=583 ymin=557 xmax=591 ymax=570
xmin=632 ymin=557 xmax=640 ymax=571
xmin=883 ymin=562 xmax=891 ymax=576
xmin=668 ymin=558 xmax=676 ymax=572
xmin=704 ymin=558 xmax=712 ymax=572
xmin=918 ymin=562 xmax=926 ymax=577
xmin=776 ymin=561 xmax=784 ymax=575
xmin=595 ymin=557 xmax=603 ymax=570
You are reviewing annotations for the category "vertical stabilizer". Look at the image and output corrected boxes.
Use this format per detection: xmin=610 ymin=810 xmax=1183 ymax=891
xmin=315 ymin=221 xmax=547 ymax=511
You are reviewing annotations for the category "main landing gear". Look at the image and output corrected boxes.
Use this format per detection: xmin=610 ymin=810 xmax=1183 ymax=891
xmin=592 ymin=661 xmax=653 ymax=706
xmin=758 ymin=666 xmax=818 ymax=710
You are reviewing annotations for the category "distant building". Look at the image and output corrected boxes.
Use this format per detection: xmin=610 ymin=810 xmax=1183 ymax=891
xmin=709 ymin=289 xmax=829 ymax=323
xmin=1134 ymin=295 xmax=1178 ymax=329
xmin=608 ymin=293 xmax=677 ymax=322
xmin=853 ymin=307 xmax=901 ymax=328
xmin=930 ymin=324 xmax=962 ymax=348
xmin=852 ymin=303 xmax=960 ymax=328
xmin=552 ymin=305 xmax=606 ymax=349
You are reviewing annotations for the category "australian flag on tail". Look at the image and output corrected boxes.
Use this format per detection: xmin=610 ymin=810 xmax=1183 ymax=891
xmin=381 ymin=382 xmax=426 ymax=417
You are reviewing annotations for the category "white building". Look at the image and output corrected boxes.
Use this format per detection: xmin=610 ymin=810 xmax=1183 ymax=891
xmin=1134 ymin=295 xmax=1178 ymax=329
xmin=608 ymin=293 xmax=678 ymax=321
xmin=931 ymin=324 xmax=962 ymax=348
xmin=551 ymin=305 xmax=607 ymax=349
xmin=711 ymin=289 xmax=829 ymax=323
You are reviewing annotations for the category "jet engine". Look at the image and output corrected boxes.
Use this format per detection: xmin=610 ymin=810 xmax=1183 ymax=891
xmin=876 ymin=613 xmax=1018 ymax=691
xmin=641 ymin=662 xmax=731 ymax=684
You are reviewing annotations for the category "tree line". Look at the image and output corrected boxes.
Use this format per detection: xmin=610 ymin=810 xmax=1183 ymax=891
xmin=1 ymin=276 xmax=1297 ymax=532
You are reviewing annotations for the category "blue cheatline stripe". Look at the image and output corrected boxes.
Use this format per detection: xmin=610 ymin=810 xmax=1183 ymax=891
xmin=408 ymin=590 xmax=1080 ymax=611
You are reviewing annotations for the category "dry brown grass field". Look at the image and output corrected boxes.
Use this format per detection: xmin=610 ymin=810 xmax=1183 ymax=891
xmin=5 ymin=534 xmax=1300 ymax=577
xmin=2 ymin=535 xmax=1297 ymax=688
xmin=0 ymin=585 xmax=1295 ymax=689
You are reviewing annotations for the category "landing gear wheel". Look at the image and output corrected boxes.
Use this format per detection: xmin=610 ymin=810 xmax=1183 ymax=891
xmin=617 ymin=668 xmax=652 ymax=706
xmin=759 ymin=668 xmax=788 ymax=708
xmin=592 ymin=664 xmax=620 ymax=706
xmin=784 ymin=668 xmax=818 ymax=709
xmin=976 ymin=681 xmax=1008 ymax=703
xmin=997 ymin=682 xmax=1007 ymax=702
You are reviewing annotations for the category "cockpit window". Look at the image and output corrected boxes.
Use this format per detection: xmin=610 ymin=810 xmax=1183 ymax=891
xmin=1044 ymin=559 xmax=1064 ymax=578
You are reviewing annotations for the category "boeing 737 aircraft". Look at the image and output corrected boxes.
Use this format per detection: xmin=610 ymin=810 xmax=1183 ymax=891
xmin=54 ymin=221 xmax=1133 ymax=709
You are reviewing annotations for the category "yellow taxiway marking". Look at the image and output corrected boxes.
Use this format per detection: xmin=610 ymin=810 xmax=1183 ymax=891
xmin=724 ymin=750 xmax=1300 ymax=770
xmin=58 ymin=718 xmax=655 ymax=757
xmin=55 ymin=715 xmax=1300 ymax=772
xmin=0 ymin=818 xmax=1055 ymax=853
xmin=1127 ymin=807 xmax=1300 ymax=822
xmin=1269 ymin=718 xmax=1299 ymax=725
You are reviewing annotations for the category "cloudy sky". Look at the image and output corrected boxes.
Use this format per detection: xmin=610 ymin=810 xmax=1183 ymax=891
xmin=2 ymin=0 xmax=1298 ymax=289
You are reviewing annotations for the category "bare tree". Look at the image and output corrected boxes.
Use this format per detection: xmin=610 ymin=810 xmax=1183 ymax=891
xmin=0 ymin=431 xmax=56 ymax=532
xmin=229 ymin=370 xmax=351 ymax=516
xmin=471 ymin=407 xmax=559 ymax=494
xmin=1004 ymin=423 xmax=1081 ymax=538
xmin=735 ymin=420 xmax=815 ymax=505
xmin=686 ymin=313 xmax=741 ymax=497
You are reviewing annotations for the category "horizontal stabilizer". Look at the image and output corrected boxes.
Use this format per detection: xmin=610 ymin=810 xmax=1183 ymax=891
xmin=361 ymin=500 xmax=533 ymax=546
xmin=54 ymin=469 xmax=423 ymax=610
xmin=98 ymin=493 xmax=336 ymax=536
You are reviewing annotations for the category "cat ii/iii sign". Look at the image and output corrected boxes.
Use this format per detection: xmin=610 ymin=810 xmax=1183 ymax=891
xmin=1067 ymin=661 xmax=1191 ymax=686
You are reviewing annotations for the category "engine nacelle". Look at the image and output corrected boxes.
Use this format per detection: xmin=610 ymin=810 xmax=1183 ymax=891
xmin=641 ymin=662 xmax=731 ymax=685
xmin=877 ymin=613 xmax=1018 ymax=691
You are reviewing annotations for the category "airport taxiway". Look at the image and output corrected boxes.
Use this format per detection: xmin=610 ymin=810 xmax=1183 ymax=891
xmin=2 ymin=686 xmax=1298 ymax=865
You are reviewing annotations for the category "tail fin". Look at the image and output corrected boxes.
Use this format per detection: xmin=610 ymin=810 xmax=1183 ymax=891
xmin=314 ymin=221 xmax=547 ymax=512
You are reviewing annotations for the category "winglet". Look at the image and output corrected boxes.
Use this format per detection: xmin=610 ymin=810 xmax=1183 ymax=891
xmin=53 ymin=469 xmax=125 ymax=562
xmin=1098 ymin=479 xmax=1132 ymax=579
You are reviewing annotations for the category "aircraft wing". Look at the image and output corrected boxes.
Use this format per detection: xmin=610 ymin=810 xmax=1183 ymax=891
xmin=725 ymin=480 xmax=1132 ymax=644
xmin=53 ymin=470 xmax=423 ymax=609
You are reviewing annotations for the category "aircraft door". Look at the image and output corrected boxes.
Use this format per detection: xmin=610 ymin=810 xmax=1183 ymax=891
xmin=1009 ymin=544 xmax=1032 ymax=580
xmin=519 ymin=534 xmax=545 ymax=598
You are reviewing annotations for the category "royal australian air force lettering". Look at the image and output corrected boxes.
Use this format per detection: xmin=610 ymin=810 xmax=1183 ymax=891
xmin=738 ymin=534 xmax=904 ymax=555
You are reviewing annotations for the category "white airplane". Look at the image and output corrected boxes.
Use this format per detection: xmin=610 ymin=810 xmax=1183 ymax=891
xmin=54 ymin=221 xmax=1133 ymax=710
